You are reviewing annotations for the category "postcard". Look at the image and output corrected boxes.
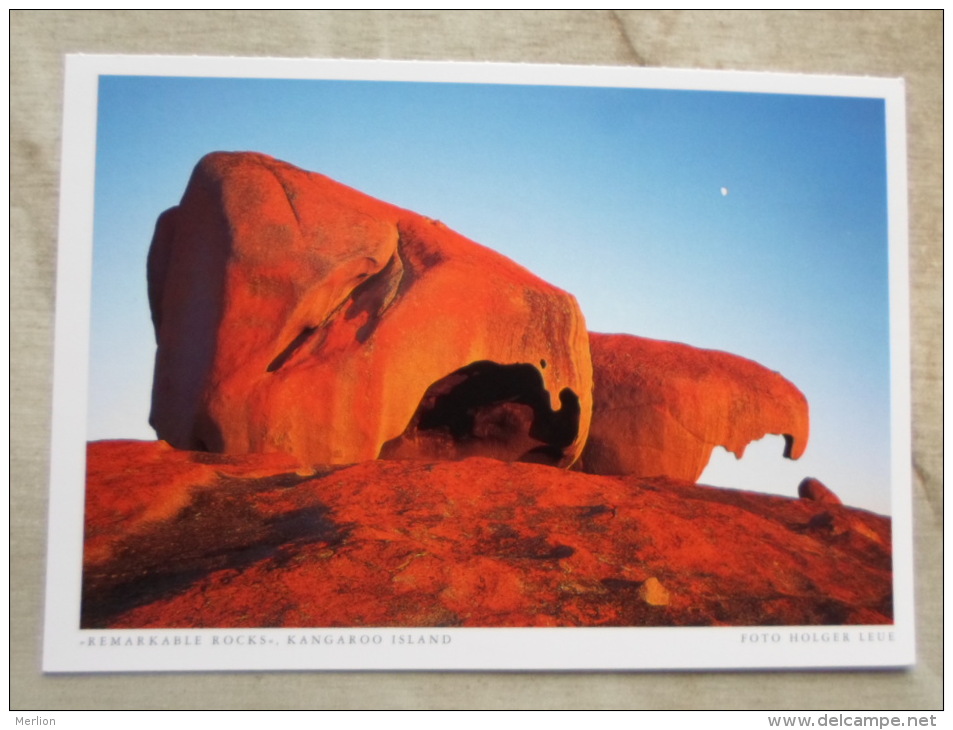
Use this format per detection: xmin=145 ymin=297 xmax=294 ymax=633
xmin=43 ymin=54 xmax=913 ymax=672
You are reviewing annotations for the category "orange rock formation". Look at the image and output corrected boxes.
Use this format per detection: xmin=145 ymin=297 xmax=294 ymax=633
xmin=82 ymin=155 xmax=875 ymax=631
xmin=148 ymin=152 xmax=592 ymax=468
xmin=82 ymin=441 xmax=891 ymax=629
xmin=577 ymin=333 xmax=809 ymax=481
xmin=148 ymin=153 xmax=813 ymax=485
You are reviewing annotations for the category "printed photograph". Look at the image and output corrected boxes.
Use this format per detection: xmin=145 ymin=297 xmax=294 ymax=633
xmin=43 ymin=58 xmax=911 ymax=671
xmin=79 ymin=69 xmax=896 ymax=630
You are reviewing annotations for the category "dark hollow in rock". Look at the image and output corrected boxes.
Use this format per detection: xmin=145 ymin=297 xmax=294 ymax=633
xmin=380 ymin=361 xmax=580 ymax=465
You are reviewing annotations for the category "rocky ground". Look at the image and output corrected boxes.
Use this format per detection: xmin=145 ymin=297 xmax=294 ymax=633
xmin=82 ymin=440 xmax=892 ymax=629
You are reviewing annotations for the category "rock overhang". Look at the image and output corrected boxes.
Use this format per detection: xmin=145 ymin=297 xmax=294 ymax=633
xmin=148 ymin=151 xmax=593 ymax=467
xmin=148 ymin=151 xmax=811 ymax=484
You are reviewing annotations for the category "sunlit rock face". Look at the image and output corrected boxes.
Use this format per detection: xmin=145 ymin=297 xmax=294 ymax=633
xmin=577 ymin=333 xmax=809 ymax=481
xmin=147 ymin=152 xmax=592 ymax=467
xmin=82 ymin=441 xmax=892 ymax=629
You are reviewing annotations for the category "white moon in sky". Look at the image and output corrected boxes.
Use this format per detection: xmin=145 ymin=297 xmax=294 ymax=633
xmin=720 ymin=187 xmax=729 ymax=196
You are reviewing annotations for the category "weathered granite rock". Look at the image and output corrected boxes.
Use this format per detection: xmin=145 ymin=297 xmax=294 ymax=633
xmin=799 ymin=477 xmax=842 ymax=505
xmin=576 ymin=333 xmax=810 ymax=481
xmin=148 ymin=152 xmax=592 ymax=468
xmin=82 ymin=440 xmax=892 ymax=629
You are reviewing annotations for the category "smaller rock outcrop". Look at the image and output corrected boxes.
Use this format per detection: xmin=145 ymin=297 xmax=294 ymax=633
xmin=577 ymin=333 xmax=810 ymax=481
xmin=798 ymin=477 xmax=842 ymax=506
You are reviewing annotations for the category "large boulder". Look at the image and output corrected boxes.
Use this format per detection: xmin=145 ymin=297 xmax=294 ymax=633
xmin=577 ymin=333 xmax=809 ymax=481
xmin=148 ymin=152 xmax=592 ymax=467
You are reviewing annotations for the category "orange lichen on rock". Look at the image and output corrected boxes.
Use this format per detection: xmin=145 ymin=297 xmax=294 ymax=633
xmin=82 ymin=441 xmax=892 ymax=629
xmin=577 ymin=333 xmax=809 ymax=481
xmin=148 ymin=152 xmax=592 ymax=468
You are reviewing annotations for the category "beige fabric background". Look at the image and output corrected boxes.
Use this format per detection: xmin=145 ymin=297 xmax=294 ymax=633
xmin=11 ymin=10 xmax=941 ymax=710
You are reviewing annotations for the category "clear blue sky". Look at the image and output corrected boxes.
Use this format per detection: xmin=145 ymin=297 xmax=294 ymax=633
xmin=88 ymin=72 xmax=893 ymax=513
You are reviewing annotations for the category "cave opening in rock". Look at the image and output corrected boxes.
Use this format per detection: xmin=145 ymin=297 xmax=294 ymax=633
xmin=379 ymin=361 xmax=580 ymax=466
